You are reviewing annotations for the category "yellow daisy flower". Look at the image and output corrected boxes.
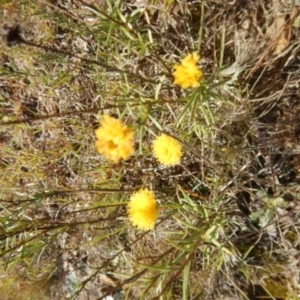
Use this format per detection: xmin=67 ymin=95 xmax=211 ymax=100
xmin=173 ymin=52 xmax=203 ymax=89
xmin=95 ymin=115 xmax=135 ymax=163
xmin=152 ymin=134 xmax=183 ymax=166
xmin=128 ymin=188 xmax=159 ymax=230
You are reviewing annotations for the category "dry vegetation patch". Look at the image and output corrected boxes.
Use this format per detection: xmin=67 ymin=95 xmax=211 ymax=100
xmin=1 ymin=0 xmax=300 ymax=299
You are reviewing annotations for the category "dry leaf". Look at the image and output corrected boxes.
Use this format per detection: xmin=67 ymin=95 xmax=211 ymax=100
xmin=267 ymin=16 xmax=290 ymax=54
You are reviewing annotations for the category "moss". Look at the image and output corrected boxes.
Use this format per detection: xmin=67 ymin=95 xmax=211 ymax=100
xmin=263 ymin=278 xmax=288 ymax=298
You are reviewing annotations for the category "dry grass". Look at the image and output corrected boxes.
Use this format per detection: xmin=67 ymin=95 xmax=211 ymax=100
xmin=1 ymin=0 xmax=300 ymax=299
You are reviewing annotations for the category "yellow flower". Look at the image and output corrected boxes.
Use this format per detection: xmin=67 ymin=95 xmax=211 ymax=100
xmin=152 ymin=134 xmax=183 ymax=166
xmin=173 ymin=52 xmax=203 ymax=89
xmin=128 ymin=189 xmax=159 ymax=230
xmin=95 ymin=115 xmax=135 ymax=163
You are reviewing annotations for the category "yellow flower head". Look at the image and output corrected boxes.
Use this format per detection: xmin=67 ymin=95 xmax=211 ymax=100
xmin=152 ymin=134 xmax=183 ymax=166
xmin=95 ymin=115 xmax=135 ymax=163
xmin=173 ymin=52 xmax=203 ymax=89
xmin=128 ymin=188 xmax=159 ymax=230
